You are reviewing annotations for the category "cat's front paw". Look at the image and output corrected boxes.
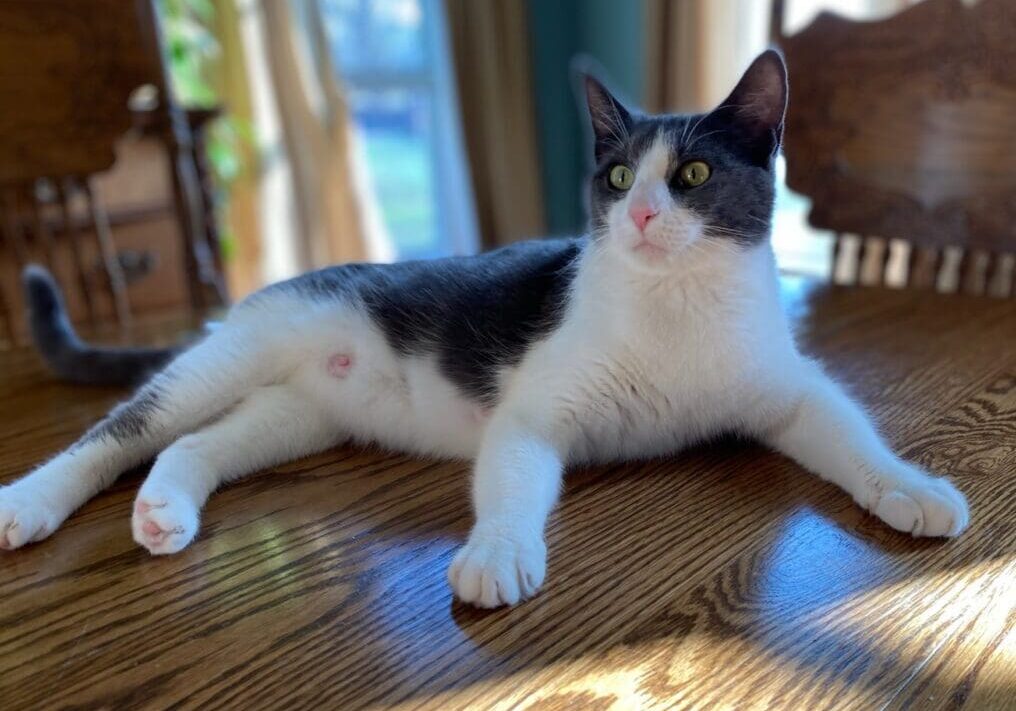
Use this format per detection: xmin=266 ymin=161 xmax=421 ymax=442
xmin=862 ymin=470 xmax=969 ymax=537
xmin=448 ymin=525 xmax=546 ymax=608
xmin=0 ymin=485 xmax=63 ymax=550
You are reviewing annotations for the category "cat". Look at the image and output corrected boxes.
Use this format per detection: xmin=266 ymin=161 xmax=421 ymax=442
xmin=0 ymin=51 xmax=968 ymax=608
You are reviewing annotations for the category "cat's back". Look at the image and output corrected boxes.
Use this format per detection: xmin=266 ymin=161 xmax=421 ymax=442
xmin=246 ymin=236 xmax=584 ymax=309
xmin=357 ymin=238 xmax=586 ymax=403
xmin=355 ymin=237 xmax=585 ymax=336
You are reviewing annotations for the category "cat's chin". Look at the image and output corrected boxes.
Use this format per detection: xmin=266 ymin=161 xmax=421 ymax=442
xmin=605 ymin=221 xmax=705 ymax=272
xmin=614 ymin=243 xmax=680 ymax=274
xmin=614 ymin=237 xmax=724 ymax=277
xmin=633 ymin=238 xmax=668 ymax=260
xmin=616 ymin=233 xmax=694 ymax=271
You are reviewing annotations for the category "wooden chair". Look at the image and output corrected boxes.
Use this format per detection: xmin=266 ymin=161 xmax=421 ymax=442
xmin=0 ymin=0 xmax=227 ymax=344
xmin=772 ymin=0 xmax=1016 ymax=296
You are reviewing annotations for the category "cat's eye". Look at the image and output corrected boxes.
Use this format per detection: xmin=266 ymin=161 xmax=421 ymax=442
xmin=608 ymin=164 xmax=635 ymax=190
xmin=678 ymin=160 xmax=711 ymax=187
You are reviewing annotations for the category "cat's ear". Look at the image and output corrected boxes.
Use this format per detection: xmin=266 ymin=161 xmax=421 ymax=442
xmin=581 ymin=72 xmax=634 ymax=160
xmin=713 ymin=49 xmax=788 ymax=160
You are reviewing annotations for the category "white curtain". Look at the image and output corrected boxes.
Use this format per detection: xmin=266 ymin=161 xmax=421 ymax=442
xmin=220 ymin=0 xmax=391 ymax=295
xmin=646 ymin=0 xmax=770 ymax=114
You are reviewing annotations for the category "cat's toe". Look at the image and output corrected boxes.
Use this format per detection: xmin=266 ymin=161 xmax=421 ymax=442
xmin=870 ymin=474 xmax=968 ymax=538
xmin=131 ymin=486 xmax=199 ymax=555
xmin=873 ymin=491 xmax=924 ymax=534
xmin=0 ymin=487 xmax=60 ymax=550
xmin=448 ymin=527 xmax=546 ymax=608
xmin=918 ymin=477 xmax=969 ymax=536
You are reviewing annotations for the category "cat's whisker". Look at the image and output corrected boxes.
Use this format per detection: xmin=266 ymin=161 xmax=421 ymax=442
xmin=679 ymin=116 xmax=693 ymax=147
xmin=704 ymin=224 xmax=768 ymax=241
xmin=682 ymin=129 xmax=724 ymax=154
xmin=681 ymin=103 xmax=736 ymax=151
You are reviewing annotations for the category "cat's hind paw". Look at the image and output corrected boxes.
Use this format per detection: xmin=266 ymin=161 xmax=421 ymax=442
xmin=131 ymin=484 xmax=199 ymax=555
xmin=0 ymin=486 xmax=62 ymax=550
xmin=448 ymin=526 xmax=546 ymax=608
xmin=864 ymin=471 xmax=969 ymax=538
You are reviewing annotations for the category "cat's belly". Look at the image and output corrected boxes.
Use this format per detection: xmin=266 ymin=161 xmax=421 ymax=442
xmin=292 ymin=347 xmax=486 ymax=460
xmin=284 ymin=305 xmax=781 ymax=465
xmin=295 ymin=345 xmax=753 ymax=465
xmin=501 ymin=338 xmax=771 ymax=465
xmin=565 ymin=389 xmax=740 ymax=464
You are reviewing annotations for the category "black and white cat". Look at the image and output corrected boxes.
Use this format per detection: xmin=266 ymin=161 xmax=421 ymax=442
xmin=0 ymin=51 xmax=968 ymax=608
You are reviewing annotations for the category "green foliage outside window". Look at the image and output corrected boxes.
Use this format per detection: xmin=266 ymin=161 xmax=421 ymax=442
xmin=158 ymin=0 xmax=250 ymax=260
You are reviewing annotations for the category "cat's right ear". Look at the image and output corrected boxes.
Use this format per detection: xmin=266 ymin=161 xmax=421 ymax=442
xmin=576 ymin=66 xmax=633 ymax=160
xmin=711 ymin=49 xmax=788 ymax=161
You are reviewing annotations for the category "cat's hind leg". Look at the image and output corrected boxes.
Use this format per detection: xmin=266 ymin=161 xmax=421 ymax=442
xmin=132 ymin=383 xmax=337 ymax=554
xmin=0 ymin=326 xmax=276 ymax=550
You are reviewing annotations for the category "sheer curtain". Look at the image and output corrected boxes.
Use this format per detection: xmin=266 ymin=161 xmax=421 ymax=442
xmin=645 ymin=0 xmax=769 ymax=113
xmin=443 ymin=0 xmax=545 ymax=248
xmin=212 ymin=0 xmax=390 ymax=297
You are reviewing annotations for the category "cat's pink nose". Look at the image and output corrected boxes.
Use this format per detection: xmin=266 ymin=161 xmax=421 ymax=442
xmin=629 ymin=204 xmax=658 ymax=232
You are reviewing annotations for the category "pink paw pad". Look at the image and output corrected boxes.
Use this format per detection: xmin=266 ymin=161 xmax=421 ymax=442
xmin=142 ymin=520 xmax=163 ymax=538
xmin=327 ymin=353 xmax=353 ymax=378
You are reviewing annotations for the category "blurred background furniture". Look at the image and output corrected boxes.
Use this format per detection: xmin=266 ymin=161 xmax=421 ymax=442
xmin=773 ymin=0 xmax=1016 ymax=296
xmin=0 ymin=0 xmax=227 ymax=345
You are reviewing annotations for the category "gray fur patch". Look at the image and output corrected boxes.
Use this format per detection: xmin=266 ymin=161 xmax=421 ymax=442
xmin=255 ymin=240 xmax=584 ymax=405
xmin=83 ymin=388 xmax=163 ymax=444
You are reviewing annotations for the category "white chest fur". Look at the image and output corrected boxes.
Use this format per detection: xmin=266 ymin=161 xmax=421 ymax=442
xmin=497 ymin=241 xmax=799 ymax=463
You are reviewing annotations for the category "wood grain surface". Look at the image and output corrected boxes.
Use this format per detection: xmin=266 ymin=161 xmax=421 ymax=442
xmin=1 ymin=278 xmax=1014 ymax=710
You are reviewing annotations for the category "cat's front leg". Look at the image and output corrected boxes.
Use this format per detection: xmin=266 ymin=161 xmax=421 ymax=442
xmin=765 ymin=362 xmax=969 ymax=537
xmin=448 ymin=413 xmax=565 ymax=608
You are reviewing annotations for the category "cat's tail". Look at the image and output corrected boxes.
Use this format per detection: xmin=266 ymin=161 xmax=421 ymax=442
xmin=22 ymin=265 xmax=178 ymax=386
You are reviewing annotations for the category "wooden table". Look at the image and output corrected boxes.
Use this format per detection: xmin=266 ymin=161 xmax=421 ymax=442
xmin=1 ymin=279 xmax=1014 ymax=710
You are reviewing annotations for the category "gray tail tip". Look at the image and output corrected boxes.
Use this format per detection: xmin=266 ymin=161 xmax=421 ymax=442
xmin=22 ymin=264 xmax=64 ymax=320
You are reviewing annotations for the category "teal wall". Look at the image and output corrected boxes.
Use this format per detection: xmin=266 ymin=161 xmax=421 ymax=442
xmin=528 ymin=0 xmax=646 ymax=235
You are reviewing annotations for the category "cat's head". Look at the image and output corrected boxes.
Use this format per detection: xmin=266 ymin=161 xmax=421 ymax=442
xmin=582 ymin=50 xmax=787 ymax=271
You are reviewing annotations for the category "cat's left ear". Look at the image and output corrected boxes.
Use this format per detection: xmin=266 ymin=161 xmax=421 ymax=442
xmin=581 ymin=72 xmax=634 ymax=161
xmin=713 ymin=49 xmax=788 ymax=161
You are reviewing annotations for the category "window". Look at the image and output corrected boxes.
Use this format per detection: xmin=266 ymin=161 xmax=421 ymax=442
xmin=319 ymin=0 xmax=478 ymax=261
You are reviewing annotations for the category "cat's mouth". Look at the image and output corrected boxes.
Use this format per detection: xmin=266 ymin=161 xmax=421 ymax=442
xmin=633 ymin=237 xmax=668 ymax=259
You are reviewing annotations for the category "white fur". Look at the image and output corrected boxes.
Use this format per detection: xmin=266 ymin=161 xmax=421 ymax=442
xmin=0 ymin=138 xmax=968 ymax=607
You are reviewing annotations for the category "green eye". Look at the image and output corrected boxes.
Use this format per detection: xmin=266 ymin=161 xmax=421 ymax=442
xmin=608 ymin=164 xmax=635 ymax=190
xmin=678 ymin=160 xmax=711 ymax=187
